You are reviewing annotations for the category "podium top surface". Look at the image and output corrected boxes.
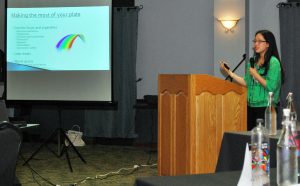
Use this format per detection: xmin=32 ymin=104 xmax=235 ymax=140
xmin=158 ymin=74 xmax=247 ymax=95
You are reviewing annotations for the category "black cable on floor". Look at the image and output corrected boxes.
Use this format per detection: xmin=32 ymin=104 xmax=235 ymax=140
xmin=31 ymin=169 xmax=42 ymax=186
xmin=20 ymin=154 xmax=56 ymax=186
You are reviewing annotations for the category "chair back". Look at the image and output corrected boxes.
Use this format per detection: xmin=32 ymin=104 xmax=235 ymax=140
xmin=0 ymin=122 xmax=22 ymax=186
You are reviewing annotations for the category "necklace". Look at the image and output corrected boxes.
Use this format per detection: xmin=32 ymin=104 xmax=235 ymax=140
xmin=257 ymin=58 xmax=264 ymax=67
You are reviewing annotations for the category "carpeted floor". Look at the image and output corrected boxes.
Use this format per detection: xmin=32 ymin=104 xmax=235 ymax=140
xmin=16 ymin=142 xmax=157 ymax=186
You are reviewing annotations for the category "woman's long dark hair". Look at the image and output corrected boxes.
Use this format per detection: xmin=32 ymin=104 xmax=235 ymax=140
xmin=254 ymin=30 xmax=285 ymax=84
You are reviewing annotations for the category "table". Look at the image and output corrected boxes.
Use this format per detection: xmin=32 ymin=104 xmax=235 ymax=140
xmin=135 ymin=169 xmax=277 ymax=186
xmin=135 ymin=130 xmax=300 ymax=186
xmin=18 ymin=123 xmax=40 ymax=129
xmin=216 ymin=131 xmax=280 ymax=172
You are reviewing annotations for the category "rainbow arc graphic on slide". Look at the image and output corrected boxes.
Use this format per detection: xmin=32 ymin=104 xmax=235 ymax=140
xmin=56 ymin=34 xmax=85 ymax=50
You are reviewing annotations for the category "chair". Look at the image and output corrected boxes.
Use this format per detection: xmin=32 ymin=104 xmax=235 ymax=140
xmin=0 ymin=122 xmax=22 ymax=186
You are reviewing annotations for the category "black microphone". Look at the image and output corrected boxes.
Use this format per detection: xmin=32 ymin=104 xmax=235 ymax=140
xmin=225 ymin=54 xmax=247 ymax=81
xmin=249 ymin=57 xmax=257 ymax=85
xmin=250 ymin=57 xmax=255 ymax=68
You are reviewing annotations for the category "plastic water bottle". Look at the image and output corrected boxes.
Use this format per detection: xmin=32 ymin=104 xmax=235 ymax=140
xmin=277 ymin=109 xmax=298 ymax=186
xmin=265 ymin=92 xmax=277 ymax=135
xmin=286 ymin=92 xmax=298 ymax=132
xmin=251 ymin=118 xmax=270 ymax=186
xmin=286 ymin=92 xmax=300 ymax=178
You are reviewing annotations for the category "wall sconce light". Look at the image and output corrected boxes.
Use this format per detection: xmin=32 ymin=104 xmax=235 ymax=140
xmin=218 ymin=19 xmax=240 ymax=32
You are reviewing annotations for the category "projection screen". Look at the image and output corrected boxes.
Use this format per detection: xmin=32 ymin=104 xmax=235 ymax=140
xmin=6 ymin=0 xmax=112 ymax=102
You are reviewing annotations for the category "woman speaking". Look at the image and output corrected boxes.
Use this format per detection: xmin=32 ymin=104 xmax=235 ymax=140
xmin=220 ymin=30 xmax=285 ymax=130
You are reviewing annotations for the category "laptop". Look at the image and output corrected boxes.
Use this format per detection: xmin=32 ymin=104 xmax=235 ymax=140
xmin=0 ymin=100 xmax=27 ymax=127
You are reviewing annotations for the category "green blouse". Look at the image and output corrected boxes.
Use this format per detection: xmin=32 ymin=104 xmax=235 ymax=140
xmin=244 ymin=56 xmax=281 ymax=107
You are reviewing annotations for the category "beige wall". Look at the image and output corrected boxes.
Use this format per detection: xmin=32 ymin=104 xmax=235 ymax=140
xmin=248 ymin=0 xmax=282 ymax=56
xmin=214 ymin=0 xmax=246 ymax=79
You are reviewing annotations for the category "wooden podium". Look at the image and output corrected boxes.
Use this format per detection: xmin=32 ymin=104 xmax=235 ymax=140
xmin=158 ymin=74 xmax=247 ymax=176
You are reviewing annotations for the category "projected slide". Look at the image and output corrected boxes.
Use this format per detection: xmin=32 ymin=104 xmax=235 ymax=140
xmin=7 ymin=6 xmax=110 ymax=71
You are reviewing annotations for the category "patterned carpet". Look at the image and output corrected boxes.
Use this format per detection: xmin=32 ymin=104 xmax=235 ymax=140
xmin=16 ymin=142 xmax=157 ymax=186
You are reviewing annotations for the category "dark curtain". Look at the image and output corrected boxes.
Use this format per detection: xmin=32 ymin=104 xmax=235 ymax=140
xmin=84 ymin=7 xmax=140 ymax=138
xmin=278 ymin=2 xmax=300 ymax=121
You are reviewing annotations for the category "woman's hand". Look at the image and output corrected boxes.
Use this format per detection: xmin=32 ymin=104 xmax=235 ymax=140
xmin=249 ymin=67 xmax=267 ymax=87
xmin=219 ymin=61 xmax=246 ymax=86
xmin=219 ymin=61 xmax=231 ymax=76
xmin=249 ymin=67 xmax=258 ymax=79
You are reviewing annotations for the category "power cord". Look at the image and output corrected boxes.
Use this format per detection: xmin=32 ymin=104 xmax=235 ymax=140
xmin=20 ymin=148 xmax=157 ymax=186
xmin=20 ymin=154 xmax=57 ymax=186
xmin=138 ymin=163 xmax=157 ymax=168
xmin=72 ymin=163 xmax=157 ymax=185
xmin=26 ymin=162 xmax=56 ymax=186
xmin=31 ymin=168 xmax=42 ymax=186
